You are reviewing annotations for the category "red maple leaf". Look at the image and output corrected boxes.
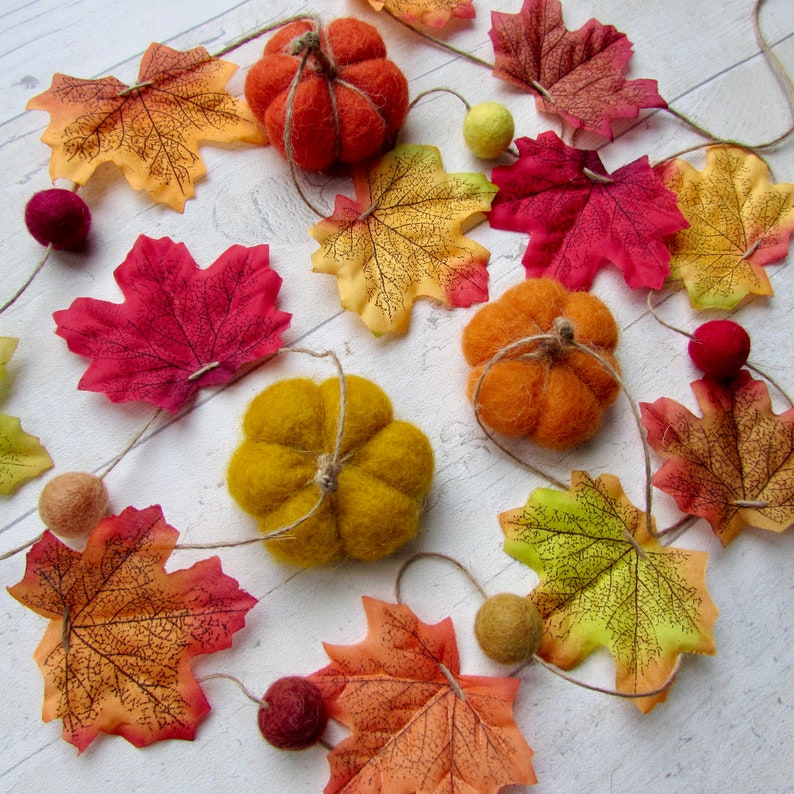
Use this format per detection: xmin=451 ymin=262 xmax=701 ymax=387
xmin=309 ymin=596 xmax=536 ymax=793
xmin=489 ymin=0 xmax=666 ymax=139
xmin=7 ymin=505 xmax=257 ymax=752
xmin=488 ymin=132 xmax=688 ymax=290
xmin=641 ymin=371 xmax=794 ymax=546
xmin=53 ymin=236 xmax=290 ymax=412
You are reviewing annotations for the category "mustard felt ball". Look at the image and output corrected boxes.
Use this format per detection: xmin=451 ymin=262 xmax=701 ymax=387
xmin=463 ymin=102 xmax=515 ymax=159
xmin=227 ymin=375 xmax=434 ymax=567
xmin=38 ymin=471 xmax=109 ymax=539
xmin=474 ymin=593 xmax=543 ymax=664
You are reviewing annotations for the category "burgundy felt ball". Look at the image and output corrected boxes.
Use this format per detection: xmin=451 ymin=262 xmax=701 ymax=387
xmin=24 ymin=189 xmax=92 ymax=250
xmin=258 ymin=676 xmax=327 ymax=750
xmin=688 ymin=319 xmax=751 ymax=378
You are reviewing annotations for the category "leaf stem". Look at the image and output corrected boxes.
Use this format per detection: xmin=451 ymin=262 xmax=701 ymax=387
xmin=439 ymin=663 xmax=467 ymax=701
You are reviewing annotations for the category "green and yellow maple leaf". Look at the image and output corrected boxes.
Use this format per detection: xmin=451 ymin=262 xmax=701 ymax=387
xmin=0 ymin=337 xmax=19 ymax=383
xmin=0 ymin=414 xmax=53 ymax=495
xmin=309 ymin=144 xmax=497 ymax=335
xmin=499 ymin=471 xmax=718 ymax=712
xmin=658 ymin=145 xmax=794 ymax=309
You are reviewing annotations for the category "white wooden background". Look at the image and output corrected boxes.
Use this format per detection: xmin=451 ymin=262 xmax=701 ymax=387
xmin=1 ymin=1 xmax=792 ymax=791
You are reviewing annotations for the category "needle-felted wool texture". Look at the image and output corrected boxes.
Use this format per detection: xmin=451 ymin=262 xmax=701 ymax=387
xmin=227 ymin=375 xmax=433 ymax=566
xmin=244 ymin=17 xmax=409 ymax=171
xmin=462 ymin=278 xmax=620 ymax=448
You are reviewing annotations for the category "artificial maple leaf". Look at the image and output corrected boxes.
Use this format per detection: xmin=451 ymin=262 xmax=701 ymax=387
xmin=0 ymin=414 xmax=53 ymax=494
xmin=641 ymin=371 xmax=794 ymax=546
xmin=53 ymin=235 xmax=290 ymax=412
xmin=489 ymin=0 xmax=665 ymax=139
xmin=310 ymin=144 xmax=497 ymax=334
xmin=489 ymin=132 xmax=688 ymax=290
xmin=309 ymin=596 xmax=536 ymax=793
xmin=500 ymin=471 xmax=718 ymax=712
xmin=7 ymin=504 xmax=257 ymax=752
xmin=27 ymin=43 xmax=264 ymax=211
xmin=657 ymin=145 xmax=794 ymax=309
xmin=366 ymin=0 xmax=475 ymax=28
xmin=0 ymin=336 xmax=18 ymax=383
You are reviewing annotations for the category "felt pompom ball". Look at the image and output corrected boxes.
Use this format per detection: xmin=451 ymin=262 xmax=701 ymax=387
xmin=227 ymin=375 xmax=434 ymax=566
xmin=244 ymin=18 xmax=409 ymax=171
xmin=24 ymin=189 xmax=92 ymax=250
xmin=462 ymin=278 xmax=620 ymax=448
xmin=688 ymin=319 xmax=751 ymax=378
xmin=258 ymin=676 xmax=328 ymax=750
xmin=38 ymin=471 xmax=108 ymax=539
xmin=474 ymin=593 xmax=543 ymax=664
xmin=463 ymin=102 xmax=515 ymax=159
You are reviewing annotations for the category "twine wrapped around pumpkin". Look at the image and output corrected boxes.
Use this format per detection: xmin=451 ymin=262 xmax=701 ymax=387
xmin=244 ymin=17 xmax=410 ymax=171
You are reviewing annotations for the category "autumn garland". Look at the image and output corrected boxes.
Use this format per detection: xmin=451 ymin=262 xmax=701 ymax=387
xmin=1 ymin=0 xmax=794 ymax=790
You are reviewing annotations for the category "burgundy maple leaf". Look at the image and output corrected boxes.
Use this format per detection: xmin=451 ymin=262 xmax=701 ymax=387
xmin=488 ymin=132 xmax=688 ymax=290
xmin=54 ymin=236 xmax=290 ymax=412
xmin=489 ymin=0 xmax=666 ymax=139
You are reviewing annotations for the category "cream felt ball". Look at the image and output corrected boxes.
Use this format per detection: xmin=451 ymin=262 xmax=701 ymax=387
xmin=474 ymin=593 xmax=543 ymax=665
xmin=38 ymin=471 xmax=108 ymax=539
xmin=227 ymin=375 xmax=434 ymax=566
xmin=463 ymin=102 xmax=515 ymax=159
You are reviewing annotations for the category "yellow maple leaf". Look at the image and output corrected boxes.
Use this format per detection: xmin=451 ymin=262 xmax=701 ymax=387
xmin=27 ymin=43 xmax=264 ymax=211
xmin=658 ymin=145 xmax=794 ymax=309
xmin=366 ymin=0 xmax=475 ymax=28
xmin=310 ymin=144 xmax=497 ymax=335
xmin=0 ymin=337 xmax=19 ymax=383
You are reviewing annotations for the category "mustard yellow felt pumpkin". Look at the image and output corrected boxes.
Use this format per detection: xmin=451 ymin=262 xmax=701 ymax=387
xmin=227 ymin=375 xmax=433 ymax=566
xmin=462 ymin=278 xmax=620 ymax=449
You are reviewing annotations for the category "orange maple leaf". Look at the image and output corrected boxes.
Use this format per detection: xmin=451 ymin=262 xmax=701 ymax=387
xmin=366 ymin=0 xmax=475 ymax=28
xmin=641 ymin=371 xmax=794 ymax=546
xmin=7 ymin=505 xmax=257 ymax=752
xmin=27 ymin=43 xmax=264 ymax=211
xmin=657 ymin=145 xmax=794 ymax=308
xmin=309 ymin=596 xmax=536 ymax=793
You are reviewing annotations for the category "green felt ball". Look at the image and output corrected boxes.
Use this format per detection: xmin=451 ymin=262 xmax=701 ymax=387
xmin=463 ymin=102 xmax=515 ymax=159
xmin=474 ymin=593 xmax=543 ymax=664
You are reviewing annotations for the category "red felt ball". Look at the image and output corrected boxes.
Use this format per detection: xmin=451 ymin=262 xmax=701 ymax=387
xmin=688 ymin=319 xmax=751 ymax=378
xmin=258 ymin=676 xmax=327 ymax=750
xmin=244 ymin=18 xmax=409 ymax=171
xmin=24 ymin=189 xmax=92 ymax=250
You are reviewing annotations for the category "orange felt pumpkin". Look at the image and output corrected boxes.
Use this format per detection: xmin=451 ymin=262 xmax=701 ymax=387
xmin=462 ymin=278 xmax=620 ymax=449
xmin=244 ymin=18 xmax=409 ymax=171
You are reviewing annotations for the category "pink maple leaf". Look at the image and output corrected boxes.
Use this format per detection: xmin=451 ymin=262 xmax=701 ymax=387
xmin=54 ymin=235 xmax=290 ymax=412
xmin=489 ymin=0 xmax=666 ymax=139
xmin=489 ymin=132 xmax=688 ymax=291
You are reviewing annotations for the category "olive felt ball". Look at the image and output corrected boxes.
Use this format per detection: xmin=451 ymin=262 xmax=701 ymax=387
xmin=474 ymin=593 xmax=544 ymax=665
xmin=688 ymin=319 xmax=751 ymax=378
xmin=258 ymin=677 xmax=328 ymax=750
xmin=24 ymin=189 xmax=92 ymax=250
xmin=462 ymin=278 xmax=621 ymax=448
xmin=244 ymin=18 xmax=409 ymax=171
xmin=227 ymin=375 xmax=434 ymax=566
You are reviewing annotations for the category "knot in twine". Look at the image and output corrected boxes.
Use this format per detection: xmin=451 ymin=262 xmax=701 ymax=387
xmin=314 ymin=453 xmax=342 ymax=494
xmin=537 ymin=316 xmax=575 ymax=360
xmin=290 ymin=30 xmax=336 ymax=77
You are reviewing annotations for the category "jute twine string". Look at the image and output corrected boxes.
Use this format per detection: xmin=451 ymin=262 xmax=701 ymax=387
xmin=0 ymin=347 xmax=349 ymax=559
xmin=645 ymin=290 xmax=794 ymax=409
xmin=176 ymin=346 xmax=348 ymax=551
xmin=395 ymin=551 xmax=683 ymax=700
xmin=470 ymin=316 xmax=658 ymax=546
